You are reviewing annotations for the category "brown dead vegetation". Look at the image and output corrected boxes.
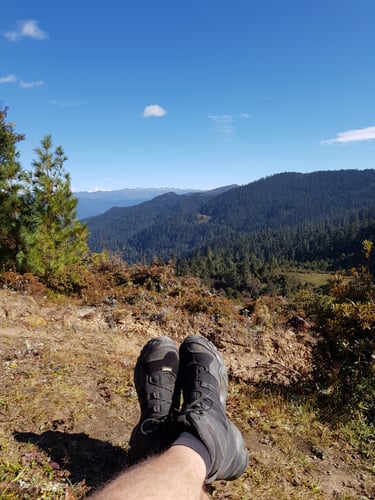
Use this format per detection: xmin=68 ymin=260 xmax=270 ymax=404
xmin=0 ymin=264 xmax=374 ymax=499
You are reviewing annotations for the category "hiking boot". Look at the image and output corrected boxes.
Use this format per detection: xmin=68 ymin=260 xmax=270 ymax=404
xmin=176 ymin=335 xmax=248 ymax=483
xmin=128 ymin=336 xmax=180 ymax=464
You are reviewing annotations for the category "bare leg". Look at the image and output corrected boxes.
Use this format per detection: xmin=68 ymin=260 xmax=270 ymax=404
xmin=91 ymin=445 xmax=207 ymax=500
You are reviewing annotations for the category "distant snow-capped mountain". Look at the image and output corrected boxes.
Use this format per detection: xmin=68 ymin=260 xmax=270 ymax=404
xmin=74 ymin=187 xmax=201 ymax=218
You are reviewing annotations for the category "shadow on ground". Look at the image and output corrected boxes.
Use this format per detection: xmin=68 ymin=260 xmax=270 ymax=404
xmin=13 ymin=430 xmax=128 ymax=493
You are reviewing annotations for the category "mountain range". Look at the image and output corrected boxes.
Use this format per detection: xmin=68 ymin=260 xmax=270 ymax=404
xmin=84 ymin=170 xmax=375 ymax=268
xmin=74 ymin=187 xmax=205 ymax=219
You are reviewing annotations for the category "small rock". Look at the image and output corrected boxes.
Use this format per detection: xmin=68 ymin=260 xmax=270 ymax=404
xmin=311 ymin=446 xmax=324 ymax=459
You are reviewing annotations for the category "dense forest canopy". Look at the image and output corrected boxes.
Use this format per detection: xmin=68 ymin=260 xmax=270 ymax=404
xmin=85 ymin=169 xmax=375 ymax=294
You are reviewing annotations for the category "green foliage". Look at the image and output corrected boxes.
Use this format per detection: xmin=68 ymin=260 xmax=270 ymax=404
xmin=18 ymin=135 xmax=89 ymax=285
xmin=0 ymin=106 xmax=25 ymax=266
xmin=0 ymin=106 xmax=91 ymax=289
xmin=309 ymin=243 xmax=375 ymax=427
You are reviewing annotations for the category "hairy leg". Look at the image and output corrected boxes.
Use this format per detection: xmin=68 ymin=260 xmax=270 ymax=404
xmin=91 ymin=445 xmax=207 ymax=500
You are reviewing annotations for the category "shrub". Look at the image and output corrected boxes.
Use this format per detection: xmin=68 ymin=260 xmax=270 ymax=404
xmin=309 ymin=243 xmax=375 ymax=426
xmin=0 ymin=271 xmax=47 ymax=295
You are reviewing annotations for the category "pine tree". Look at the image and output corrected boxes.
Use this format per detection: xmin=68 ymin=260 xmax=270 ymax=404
xmin=18 ymin=135 xmax=88 ymax=283
xmin=0 ymin=105 xmax=25 ymax=266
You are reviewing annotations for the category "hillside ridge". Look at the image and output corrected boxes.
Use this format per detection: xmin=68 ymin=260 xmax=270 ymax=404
xmin=86 ymin=169 xmax=375 ymax=268
xmin=75 ymin=185 xmax=239 ymax=219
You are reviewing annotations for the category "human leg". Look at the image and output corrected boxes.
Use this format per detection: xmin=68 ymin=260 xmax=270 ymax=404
xmin=91 ymin=445 xmax=207 ymax=500
xmin=92 ymin=336 xmax=210 ymax=499
xmin=92 ymin=335 xmax=248 ymax=497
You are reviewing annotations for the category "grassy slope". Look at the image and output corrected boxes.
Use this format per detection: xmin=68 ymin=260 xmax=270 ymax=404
xmin=281 ymin=270 xmax=332 ymax=288
xmin=0 ymin=276 xmax=374 ymax=499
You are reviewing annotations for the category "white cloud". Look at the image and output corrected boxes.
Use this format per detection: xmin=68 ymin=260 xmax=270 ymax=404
xmin=208 ymin=114 xmax=235 ymax=139
xmin=20 ymin=80 xmax=44 ymax=89
xmin=239 ymin=113 xmax=251 ymax=119
xmin=143 ymin=104 xmax=167 ymax=117
xmin=5 ymin=20 xmax=48 ymax=41
xmin=0 ymin=74 xmax=17 ymax=84
xmin=0 ymin=74 xmax=45 ymax=89
xmin=321 ymin=126 xmax=375 ymax=145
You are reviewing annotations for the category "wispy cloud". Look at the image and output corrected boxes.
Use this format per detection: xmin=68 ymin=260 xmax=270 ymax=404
xmin=20 ymin=80 xmax=44 ymax=89
xmin=49 ymin=99 xmax=88 ymax=108
xmin=5 ymin=20 xmax=48 ymax=41
xmin=209 ymin=114 xmax=235 ymax=139
xmin=208 ymin=112 xmax=250 ymax=139
xmin=321 ymin=126 xmax=375 ymax=145
xmin=143 ymin=104 xmax=167 ymax=117
xmin=0 ymin=74 xmax=45 ymax=89
xmin=0 ymin=74 xmax=17 ymax=84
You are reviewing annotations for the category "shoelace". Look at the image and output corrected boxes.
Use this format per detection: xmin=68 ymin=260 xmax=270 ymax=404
xmin=182 ymin=392 xmax=214 ymax=415
xmin=144 ymin=372 xmax=175 ymax=403
xmin=139 ymin=414 xmax=172 ymax=435
xmin=140 ymin=373 xmax=176 ymax=422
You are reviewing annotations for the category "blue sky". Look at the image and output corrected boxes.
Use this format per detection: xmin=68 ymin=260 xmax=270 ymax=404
xmin=1 ymin=1 xmax=375 ymax=192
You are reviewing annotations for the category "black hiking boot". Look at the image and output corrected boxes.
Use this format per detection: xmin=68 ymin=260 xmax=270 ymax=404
xmin=176 ymin=335 xmax=248 ymax=483
xmin=128 ymin=336 xmax=180 ymax=464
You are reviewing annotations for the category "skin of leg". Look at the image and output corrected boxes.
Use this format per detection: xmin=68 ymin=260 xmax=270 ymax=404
xmin=91 ymin=445 xmax=208 ymax=500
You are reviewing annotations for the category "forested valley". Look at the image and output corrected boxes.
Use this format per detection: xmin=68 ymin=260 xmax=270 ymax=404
xmin=86 ymin=170 xmax=375 ymax=297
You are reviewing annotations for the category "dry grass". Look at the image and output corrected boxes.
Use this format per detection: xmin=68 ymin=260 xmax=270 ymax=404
xmin=0 ymin=269 xmax=374 ymax=499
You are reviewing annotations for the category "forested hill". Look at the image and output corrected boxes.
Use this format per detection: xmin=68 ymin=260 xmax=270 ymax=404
xmin=200 ymin=169 xmax=375 ymax=231
xmin=86 ymin=169 xmax=375 ymax=266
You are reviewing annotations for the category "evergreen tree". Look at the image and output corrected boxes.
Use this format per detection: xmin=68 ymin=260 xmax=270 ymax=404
xmin=0 ymin=106 xmax=25 ymax=266
xmin=18 ymin=135 xmax=88 ymax=283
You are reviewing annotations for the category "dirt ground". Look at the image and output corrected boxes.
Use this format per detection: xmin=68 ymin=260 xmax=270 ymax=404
xmin=0 ymin=289 xmax=374 ymax=499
